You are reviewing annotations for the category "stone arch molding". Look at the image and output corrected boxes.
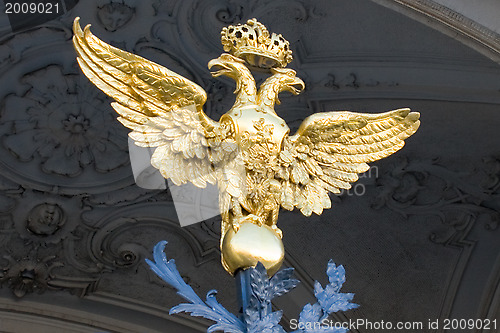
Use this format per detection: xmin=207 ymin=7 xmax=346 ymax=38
xmin=0 ymin=291 xmax=206 ymax=333
xmin=370 ymin=0 xmax=500 ymax=64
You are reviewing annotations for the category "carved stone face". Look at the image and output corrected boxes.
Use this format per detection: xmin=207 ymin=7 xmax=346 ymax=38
xmin=26 ymin=203 xmax=65 ymax=236
xmin=97 ymin=2 xmax=135 ymax=32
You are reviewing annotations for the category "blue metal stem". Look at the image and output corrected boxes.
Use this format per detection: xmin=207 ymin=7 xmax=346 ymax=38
xmin=235 ymin=268 xmax=252 ymax=326
xmin=236 ymin=267 xmax=273 ymax=325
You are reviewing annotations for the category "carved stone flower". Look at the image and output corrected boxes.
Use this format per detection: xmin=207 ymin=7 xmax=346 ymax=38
xmin=0 ymin=256 xmax=60 ymax=298
xmin=2 ymin=66 xmax=128 ymax=177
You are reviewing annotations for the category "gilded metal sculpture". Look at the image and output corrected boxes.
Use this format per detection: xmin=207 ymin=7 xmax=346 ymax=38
xmin=72 ymin=17 xmax=419 ymax=276
xmin=73 ymin=17 xmax=420 ymax=332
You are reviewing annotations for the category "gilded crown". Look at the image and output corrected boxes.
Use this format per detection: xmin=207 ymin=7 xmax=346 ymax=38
xmin=221 ymin=18 xmax=293 ymax=69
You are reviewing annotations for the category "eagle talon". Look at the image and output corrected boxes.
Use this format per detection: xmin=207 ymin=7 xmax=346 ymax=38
xmin=271 ymin=225 xmax=283 ymax=239
xmin=256 ymin=217 xmax=265 ymax=227
xmin=231 ymin=222 xmax=241 ymax=233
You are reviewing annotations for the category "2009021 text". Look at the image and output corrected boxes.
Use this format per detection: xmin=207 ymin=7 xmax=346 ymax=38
xmin=5 ymin=2 xmax=60 ymax=14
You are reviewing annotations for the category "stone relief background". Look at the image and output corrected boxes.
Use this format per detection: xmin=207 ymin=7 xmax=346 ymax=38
xmin=0 ymin=0 xmax=498 ymax=332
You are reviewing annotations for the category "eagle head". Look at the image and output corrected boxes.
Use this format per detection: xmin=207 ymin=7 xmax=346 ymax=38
xmin=270 ymin=67 xmax=305 ymax=96
xmin=208 ymin=53 xmax=248 ymax=80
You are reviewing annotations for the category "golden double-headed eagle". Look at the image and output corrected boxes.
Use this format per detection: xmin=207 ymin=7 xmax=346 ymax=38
xmin=73 ymin=18 xmax=420 ymax=275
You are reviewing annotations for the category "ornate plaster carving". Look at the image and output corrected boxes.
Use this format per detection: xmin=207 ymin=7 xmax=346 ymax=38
xmin=374 ymin=156 xmax=499 ymax=242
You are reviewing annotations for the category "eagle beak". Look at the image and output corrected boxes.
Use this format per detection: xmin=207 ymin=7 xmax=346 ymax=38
xmin=288 ymin=77 xmax=305 ymax=95
xmin=208 ymin=58 xmax=231 ymax=77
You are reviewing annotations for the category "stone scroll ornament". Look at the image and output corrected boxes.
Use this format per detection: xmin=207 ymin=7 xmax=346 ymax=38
xmin=73 ymin=17 xmax=420 ymax=332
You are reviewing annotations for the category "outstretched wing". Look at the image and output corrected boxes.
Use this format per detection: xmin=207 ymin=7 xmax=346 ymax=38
xmin=276 ymin=108 xmax=420 ymax=216
xmin=73 ymin=17 xmax=232 ymax=188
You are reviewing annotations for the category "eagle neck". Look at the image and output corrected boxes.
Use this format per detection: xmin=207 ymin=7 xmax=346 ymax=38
xmin=257 ymin=74 xmax=281 ymax=111
xmin=233 ymin=68 xmax=257 ymax=109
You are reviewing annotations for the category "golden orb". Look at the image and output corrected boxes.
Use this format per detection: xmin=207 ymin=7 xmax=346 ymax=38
xmin=221 ymin=221 xmax=285 ymax=276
